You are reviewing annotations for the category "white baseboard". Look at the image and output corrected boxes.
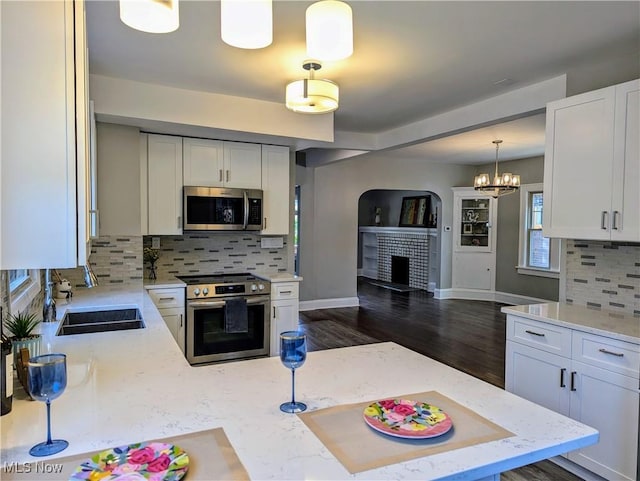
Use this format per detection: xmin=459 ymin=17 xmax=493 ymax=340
xmin=299 ymin=297 xmax=360 ymax=311
xmin=435 ymin=288 xmax=552 ymax=305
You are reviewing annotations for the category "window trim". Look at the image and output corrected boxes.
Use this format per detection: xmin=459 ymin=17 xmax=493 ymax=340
xmin=516 ymin=183 xmax=560 ymax=279
xmin=9 ymin=269 xmax=41 ymax=314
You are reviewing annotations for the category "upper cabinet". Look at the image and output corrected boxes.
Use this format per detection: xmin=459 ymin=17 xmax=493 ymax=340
xmin=183 ymin=138 xmax=261 ymax=189
xmin=543 ymin=79 xmax=640 ymax=241
xmin=1 ymin=0 xmax=90 ymax=269
xmin=261 ymin=145 xmax=291 ymax=235
xmin=147 ymin=135 xmax=183 ymax=235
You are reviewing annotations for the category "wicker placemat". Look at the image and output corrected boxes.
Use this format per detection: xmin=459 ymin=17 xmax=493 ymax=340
xmin=298 ymin=390 xmax=515 ymax=474
xmin=1 ymin=427 xmax=249 ymax=480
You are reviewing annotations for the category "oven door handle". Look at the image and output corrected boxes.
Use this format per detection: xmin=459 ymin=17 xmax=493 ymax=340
xmin=189 ymin=298 xmax=269 ymax=308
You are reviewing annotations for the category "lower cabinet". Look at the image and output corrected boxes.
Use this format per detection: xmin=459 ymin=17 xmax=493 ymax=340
xmin=147 ymin=287 xmax=186 ymax=353
xmin=270 ymin=282 xmax=300 ymax=356
xmin=506 ymin=315 xmax=639 ymax=481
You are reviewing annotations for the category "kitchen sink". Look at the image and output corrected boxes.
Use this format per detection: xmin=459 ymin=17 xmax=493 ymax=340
xmin=57 ymin=307 xmax=145 ymax=336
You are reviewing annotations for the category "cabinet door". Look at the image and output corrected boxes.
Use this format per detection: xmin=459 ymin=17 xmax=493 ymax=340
xmin=452 ymin=252 xmax=494 ymax=290
xmin=505 ymin=341 xmax=570 ymax=416
xmin=1 ymin=1 xmax=78 ymax=268
xmin=159 ymin=307 xmax=185 ymax=353
xmin=611 ymin=79 xmax=640 ymax=242
xmin=270 ymin=300 xmax=299 ymax=356
xmin=568 ymin=360 xmax=639 ymax=481
xmin=223 ymin=142 xmax=262 ymax=189
xmin=543 ymin=87 xmax=616 ymax=239
xmin=148 ymin=135 xmax=183 ymax=235
xmin=455 ymin=197 xmax=494 ymax=253
xmin=261 ymin=145 xmax=290 ymax=235
xmin=183 ymin=138 xmax=224 ymax=187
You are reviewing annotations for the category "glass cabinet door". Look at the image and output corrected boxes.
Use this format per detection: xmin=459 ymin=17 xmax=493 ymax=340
xmin=458 ymin=197 xmax=492 ymax=251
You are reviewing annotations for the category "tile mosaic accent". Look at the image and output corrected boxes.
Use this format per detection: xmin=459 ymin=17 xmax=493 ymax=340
xmin=565 ymin=240 xmax=640 ymax=316
xmin=143 ymin=233 xmax=289 ymax=279
xmin=377 ymin=233 xmax=430 ymax=290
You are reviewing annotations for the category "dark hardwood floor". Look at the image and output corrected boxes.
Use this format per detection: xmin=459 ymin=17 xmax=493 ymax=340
xmin=299 ymin=277 xmax=583 ymax=481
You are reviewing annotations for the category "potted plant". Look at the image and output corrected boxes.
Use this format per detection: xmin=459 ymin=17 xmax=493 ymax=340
xmin=4 ymin=311 xmax=41 ymax=365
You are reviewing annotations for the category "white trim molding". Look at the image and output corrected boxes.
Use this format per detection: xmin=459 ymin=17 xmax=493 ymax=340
xmin=9 ymin=269 xmax=41 ymax=314
xmin=299 ymin=297 xmax=360 ymax=311
xmin=435 ymin=288 xmax=552 ymax=306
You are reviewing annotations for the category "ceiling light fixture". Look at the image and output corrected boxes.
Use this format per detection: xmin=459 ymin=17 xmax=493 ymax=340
xmin=220 ymin=0 xmax=273 ymax=49
xmin=306 ymin=0 xmax=353 ymax=61
xmin=286 ymin=61 xmax=339 ymax=114
xmin=119 ymin=0 xmax=180 ymax=34
xmin=474 ymin=140 xmax=520 ymax=198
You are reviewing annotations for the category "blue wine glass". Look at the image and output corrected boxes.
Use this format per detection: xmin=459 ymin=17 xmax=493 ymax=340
xmin=27 ymin=353 xmax=69 ymax=456
xmin=279 ymin=331 xmax=307 ymax=413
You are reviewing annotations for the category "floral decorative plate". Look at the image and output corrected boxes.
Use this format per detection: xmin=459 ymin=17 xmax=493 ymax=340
xmin=363 ymin=399 xmax=453 ymax=439
xmin=70 ymin=442 xmax=189 ymax=481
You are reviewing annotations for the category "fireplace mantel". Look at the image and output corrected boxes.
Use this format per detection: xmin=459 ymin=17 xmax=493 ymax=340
xmin=359 ymin=226 xmax=438 ymax=236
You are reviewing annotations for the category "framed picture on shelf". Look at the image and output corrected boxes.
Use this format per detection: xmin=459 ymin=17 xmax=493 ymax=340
xmin=463 ymin=223 xmax=473 ymax=234
xmin=399 ymin=196 xmax=431 ymax=227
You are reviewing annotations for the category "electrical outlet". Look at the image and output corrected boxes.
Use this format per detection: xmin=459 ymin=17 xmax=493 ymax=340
xmin=151 ymin=237 xmax=161 ymax=249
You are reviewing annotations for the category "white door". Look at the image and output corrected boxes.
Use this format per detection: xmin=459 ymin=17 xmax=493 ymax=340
xmin=148 ymin=135 xmax=183 ymax=235
xmin=183 ymin=138 xmax=224 ymax=187
xmin=612 ymin=80 xmax=640 ymax=242
xmin=568 ymin=360 xmax=639 ymax=481
xmin=543 ymin=87 xmax=616 ymax=239
xmin=223 ymin=142 xmax=262 ymax=189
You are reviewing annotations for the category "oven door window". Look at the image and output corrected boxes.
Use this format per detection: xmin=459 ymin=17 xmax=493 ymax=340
xmin=192 ymin=303 xmax=266 ymax=356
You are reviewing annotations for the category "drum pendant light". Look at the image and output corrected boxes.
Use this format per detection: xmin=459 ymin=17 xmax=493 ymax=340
xmin=221 ymin=0 xmax=273 ymax=49
xmin=286 ymin=61 xmax=339 ymax=114
xmin=120 ymin=0 xmax=180 ymax=34
xmin=306 ymin=0 xmax=353 ymax=61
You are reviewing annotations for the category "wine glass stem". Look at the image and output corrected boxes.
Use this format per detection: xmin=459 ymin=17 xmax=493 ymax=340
xmin=45 ymin=399 xmax=53 ymax=445
xmin=290 ymin=368 xmax=296 ymax=405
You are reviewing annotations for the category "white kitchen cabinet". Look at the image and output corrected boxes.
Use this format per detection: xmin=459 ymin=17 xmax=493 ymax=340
xmin=183 ymin=138 xmax=262 ymax=189
xmin=261 ymin=145 xmax=290 ymax=235
xmin=451 ymin=188 xmax=497 ymax=293
xmin=270 ymin=282 xmax=300 ymax=356
xmin=147 ymin=135 xmax=183 ymax=235
xmin=506 ymin=315 xmax=639 ymax=480
xmin=543 ymin=79 xmax=640 ymax=241
xmin=147 ymin=287 xmax=186 ymax=353
xmin=1 ymin=0 xmax=90 ymax=269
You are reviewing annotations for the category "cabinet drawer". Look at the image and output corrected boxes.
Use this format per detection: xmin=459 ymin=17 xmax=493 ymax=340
xmin=572 ymin=331 xmax=640 ymax=378
xmin=148 ymin=288 xmax=185 ymax=308
xmin=507 ymin=316 xmax=572 ymax=357
xmin=271 ymin=282 xmax=298 ymax=300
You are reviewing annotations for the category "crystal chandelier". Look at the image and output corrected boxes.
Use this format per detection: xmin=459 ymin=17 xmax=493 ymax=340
xmin=474 ymin=140 xmax=520 ymax=198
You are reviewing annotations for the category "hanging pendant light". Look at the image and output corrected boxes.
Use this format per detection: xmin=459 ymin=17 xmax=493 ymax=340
xmin=474 ymin=140 xmax=520 ymax=198
xmin=221 ymin=0 xmax=273 ymax=49
xmin=286 ymin=61 xmax=339 ymax=114
xmin=306 ymin=0 xmax=353 ymax=61
xmin=120 ymin=0 xmax=180 ymax=34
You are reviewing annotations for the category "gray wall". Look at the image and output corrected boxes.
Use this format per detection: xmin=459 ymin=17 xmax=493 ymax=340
xmin=473 ymin=155 xmax=559 ymax=301
xmin=358 ymin=190 xmax=439 ymax=228
xmin=297 ymin=151 xmax=474 ymax=301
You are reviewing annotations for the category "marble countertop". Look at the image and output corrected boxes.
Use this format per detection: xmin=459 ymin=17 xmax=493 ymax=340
xmin=142 ymin=276 xmax=186 ymax=289
xmin=253 ymin=271 xmax=303 ymax=283
xmin=0 ymin=286 xmax=597 ymax=480
xmin=141 ymin=272 xmax=302 ymax=287
xmin=502 ymin=302 xmax=640 ymax=344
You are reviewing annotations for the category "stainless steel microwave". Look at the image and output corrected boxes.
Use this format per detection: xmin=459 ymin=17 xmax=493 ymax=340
xmin=183 ymin=186 xmax=263 ymax=231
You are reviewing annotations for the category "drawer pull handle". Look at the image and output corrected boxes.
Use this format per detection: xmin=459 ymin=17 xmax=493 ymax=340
xmin=280 ymin=290 xmax=292 ymax=294
xmin=570 ymin=371 xmax=577 ymax=392
xmin=598 ymin=348 xmax=624 ymax=357
xmin=525 ymin=329 xmax=545 ymax=337
xmin=560 ymin=368 xmax=566 ymax=388
xmin=159 ymin=297 xmax=175 ymax=301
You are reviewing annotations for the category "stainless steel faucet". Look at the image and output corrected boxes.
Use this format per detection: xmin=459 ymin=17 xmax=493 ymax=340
xmin=83 ymin=262 xmax=99 ymax=288
xmin=42 ymin=268 xmax=56 ymax=322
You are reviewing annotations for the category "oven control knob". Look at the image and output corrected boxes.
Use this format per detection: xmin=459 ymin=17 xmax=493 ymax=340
xmin=193 ymin=288 xmax=201 ymax=296
xmin=258 ymin=283 xmax=265 ymax=291
xmin=203 ymin=287 xmax=209 ymax=296
xmin=251 ymin=284 xmax=258 ymax=291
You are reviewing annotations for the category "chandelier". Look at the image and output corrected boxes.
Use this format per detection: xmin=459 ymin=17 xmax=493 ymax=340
xmin=474 ymin=140 xmax=520 ymax=198
xmin=285 ymin=61 xmax=339 ymax=114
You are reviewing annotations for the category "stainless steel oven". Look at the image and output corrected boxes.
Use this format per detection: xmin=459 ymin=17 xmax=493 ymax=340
xmin=178 ymin=274 xmax=270 ymax=365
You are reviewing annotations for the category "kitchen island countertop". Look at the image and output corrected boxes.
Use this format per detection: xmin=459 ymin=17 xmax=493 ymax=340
xmin=0 ymin=285 xmax=597 ymax=480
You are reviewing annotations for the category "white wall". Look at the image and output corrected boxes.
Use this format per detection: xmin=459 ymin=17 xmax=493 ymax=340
xmin=297 ymin=152 xmax=474 ymax=302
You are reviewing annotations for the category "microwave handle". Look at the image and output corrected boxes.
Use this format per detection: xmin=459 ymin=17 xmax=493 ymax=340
xmin=243 ymin=190 xmax=249 ymax=230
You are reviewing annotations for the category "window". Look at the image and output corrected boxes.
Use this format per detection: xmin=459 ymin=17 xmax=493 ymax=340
xmin=517 ymin=184 xmax=560 ymax=278
xmin=8 ymin=269 xmax=41 ymax=314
